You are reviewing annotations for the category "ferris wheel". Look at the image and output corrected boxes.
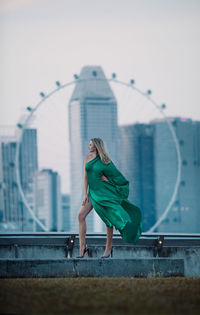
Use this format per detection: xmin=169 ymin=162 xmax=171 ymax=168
xmin=15 ymin=72 xmax=182 ymax=233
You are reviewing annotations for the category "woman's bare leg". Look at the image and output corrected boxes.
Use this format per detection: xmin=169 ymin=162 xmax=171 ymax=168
xmin=77 ymin=198 xmax=93 ymax=255
xmin=103 ymin=225 xmax=113 ymax=255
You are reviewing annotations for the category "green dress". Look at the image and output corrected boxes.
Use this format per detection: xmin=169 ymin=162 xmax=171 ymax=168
xmin=85 ymin=155 xmax=142 ymax=244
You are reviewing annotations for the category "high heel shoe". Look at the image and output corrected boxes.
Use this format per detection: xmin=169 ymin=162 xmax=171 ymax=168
xmin=76 ymin=244 xmax=89 ymax=258
xmin=101 ymin=247 xmax=113 ymax=258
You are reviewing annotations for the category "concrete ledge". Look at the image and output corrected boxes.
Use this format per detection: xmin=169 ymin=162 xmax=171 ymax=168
xmin=1 ymin=233 xmax=200 ymax=246
xmin=0 ymin=258 xmax=184 ymax=278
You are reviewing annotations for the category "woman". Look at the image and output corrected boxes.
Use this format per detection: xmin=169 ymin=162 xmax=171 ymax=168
xmin=77 ymin=137 xmax=142 ymax=258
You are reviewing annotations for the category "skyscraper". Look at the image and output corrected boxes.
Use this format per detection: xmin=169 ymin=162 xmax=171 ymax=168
xmin=61 ymin=194 xmax=70 ymax=232
xmin=152 ymin=117 xmax=200 ymax=233
xmin=34 ymin=169 xmax=62 ymax=232
xmin=68 ymin=66 xmax=119 ymax=232
xmin=119 ymin=117 xmax=200 ymax=233
xmin=119 ymin=123 xmax=156 ymax=232
xmin=19 ymin=129 xmax=38 ymax=193
xmin=0 ymin=139 xmax=22 ymax=229
xmin=0 ymin=128 xmax=39 ymax=231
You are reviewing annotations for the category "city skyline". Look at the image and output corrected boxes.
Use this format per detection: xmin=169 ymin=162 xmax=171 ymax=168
xmin=1 ymin=115 xmax=199 ymax=233
xmin=1 ymin=0 xmax=199 ymax=194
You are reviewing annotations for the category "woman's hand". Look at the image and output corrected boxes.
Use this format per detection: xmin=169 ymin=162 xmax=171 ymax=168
xmin=101 ymin=175 xmax=109 ymax=182
xmin=82 ymin=194 xmax=89 ymax=206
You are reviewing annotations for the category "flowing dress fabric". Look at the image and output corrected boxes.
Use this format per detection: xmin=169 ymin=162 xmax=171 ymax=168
xmin=85 ymin=155 xmax=142 ymax=244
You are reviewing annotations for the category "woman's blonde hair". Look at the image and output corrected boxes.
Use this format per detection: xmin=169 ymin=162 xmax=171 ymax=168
xmin=90 ymin=138 xmax=111 ymax=164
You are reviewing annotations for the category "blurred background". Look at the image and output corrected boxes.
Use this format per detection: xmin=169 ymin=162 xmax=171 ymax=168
xmin=0 ymin=0 xmax=199 ymax=234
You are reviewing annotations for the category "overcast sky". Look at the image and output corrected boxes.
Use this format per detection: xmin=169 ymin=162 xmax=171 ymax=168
xmin=0 ymin=0 xmax=199 ymax=193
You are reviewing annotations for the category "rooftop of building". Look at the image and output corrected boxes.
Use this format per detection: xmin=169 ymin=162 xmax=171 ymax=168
xmin=70 ymin=65 xmax=116 ymax=101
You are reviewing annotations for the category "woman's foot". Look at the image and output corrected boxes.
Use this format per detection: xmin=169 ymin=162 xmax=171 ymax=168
xmin=101 ymin=247 xmax=113 ymax=258
xmin=76 ymin=244 xmax=87 ymax=258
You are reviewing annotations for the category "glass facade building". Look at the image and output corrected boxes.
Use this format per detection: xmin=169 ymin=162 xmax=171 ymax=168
xmin=34 ymin=169 xmax=62 ymax=232
xmin=0 ymin=128 xmax=38 ymax=231
xmin=61 ymin=194 xmax=70 ymax=232
xmin=68 ymin=66 xmax=119 ymax=232
xmin=152 ymin=117 xmax=200 ymax=233
xmin=119 ymin=117 xmax=200 ymax=233
xmin=119 ymin=123 xmax=156 ymax=232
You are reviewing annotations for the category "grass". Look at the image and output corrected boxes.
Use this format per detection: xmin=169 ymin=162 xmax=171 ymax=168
xmin=0 ymin=277 xmax=199 ymax=315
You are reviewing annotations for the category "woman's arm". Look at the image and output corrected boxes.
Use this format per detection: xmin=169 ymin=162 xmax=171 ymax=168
xmin=101 ymin=174 xmax=109 ymax=181
xmin=103 ymin=161 xmax=129 ymax=199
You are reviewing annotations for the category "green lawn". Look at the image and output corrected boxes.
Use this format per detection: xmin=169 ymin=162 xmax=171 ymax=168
xmin=0 ymin=277 xmax=199 ymax=314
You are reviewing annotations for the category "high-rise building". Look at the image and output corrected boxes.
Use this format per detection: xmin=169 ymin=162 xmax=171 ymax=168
xmin=0 ymin=127 xmax=38 ymax=231
xmin=20 ymin=128 xmax=38 ymax=231
xmin=34 ymin=169 xmax=62 ymax=232
xmin=61 ymin=194 xmax=70 ymax=232
xmin=19 ymin=129 xmax=38 ymax=192
xmin=68 ymin=66 xmax=119 ymax=232
xmin=0 ymin=139 xmax=23 ymax=229
xmin=152 ymin=117 xmax=200 ymax=233
xmin=119 ymin=117 xmax=200 ymax=233
xmin=119 ymin=123 xmax=156 ymax=232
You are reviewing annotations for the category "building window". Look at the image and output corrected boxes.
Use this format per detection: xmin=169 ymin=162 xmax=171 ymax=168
xmin=182 ymin=160 xmax=187 ymax=166
xmin=181 ymin=181 xmax=185 ymax=186
xmin=174 ymin=200 xmax=180 ymax=206
xmin=163 ymin=218 xmax=169 ymax=224
xmin=12 ymin=182 xmax=18 ymax=188
xmin=179 ymin=139 xmax=184 ymax=146
xmin=37 ymin=189 xmax=44 ymax=207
